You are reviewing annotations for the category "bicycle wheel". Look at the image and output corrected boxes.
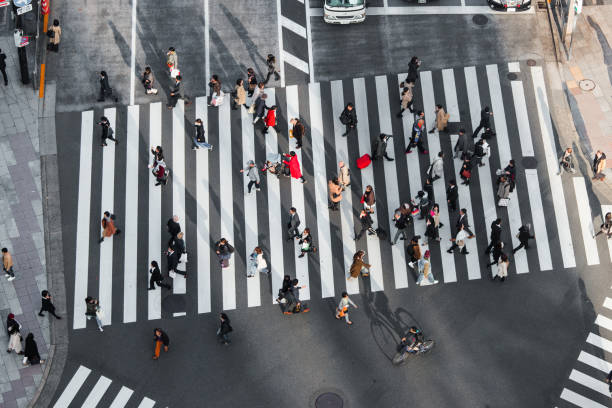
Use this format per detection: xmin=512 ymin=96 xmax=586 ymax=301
xmin=392 ymin=351 xmax=409 ymax=366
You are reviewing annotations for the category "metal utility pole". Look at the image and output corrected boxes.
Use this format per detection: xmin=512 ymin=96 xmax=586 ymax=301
xmin=563 ymin=0 xmax=582 ymax=59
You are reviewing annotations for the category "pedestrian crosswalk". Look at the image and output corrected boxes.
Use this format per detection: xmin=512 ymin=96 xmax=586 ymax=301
xmin=61 ymin=60 xmax=612 ymax=330
xmin=557 ymin=294 xmax=612 ymax=408
xmin=53 ymin=365 xmax=159 ymax=408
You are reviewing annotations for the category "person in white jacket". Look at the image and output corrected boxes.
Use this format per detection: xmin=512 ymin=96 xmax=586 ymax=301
xmin=335 ymin=292 xmax=358 ymax=325
xmin=247 ymin=247 xmax=267 ymax=277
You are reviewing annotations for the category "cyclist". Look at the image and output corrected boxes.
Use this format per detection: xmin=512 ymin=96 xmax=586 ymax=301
xmin=399 ymin=326 xmax=424 ymax=354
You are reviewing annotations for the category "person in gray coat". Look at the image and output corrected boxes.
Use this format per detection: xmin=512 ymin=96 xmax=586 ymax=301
xmin=253 ymin=93 xmax=268 ymax=124
xmin=428 ymin=151 xmax=444 ymax=181
xmin=287 ymin=207 xmax=301 ymax=241
xmin=240 ymin=160 xmax=260 ymax=194
xmin=372 ymin=133 xmax=394 ymax=161
xmin=453 ymin=129 xmax=470 ymax=159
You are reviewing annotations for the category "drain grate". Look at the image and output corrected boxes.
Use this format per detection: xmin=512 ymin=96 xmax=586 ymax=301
xmin=579 ymin=79 xmax=596 ymax=91
xmin=315 ymin=393 xmax=343 ymax=408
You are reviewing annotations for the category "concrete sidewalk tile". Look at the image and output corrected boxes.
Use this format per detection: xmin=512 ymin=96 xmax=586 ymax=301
xmin=16 ymin=396 xmax=28 ymax=408
xmin=566 ymin=79 xmax=578 ymax=89
xmin=10 ymin=379 xmax=25 ymax=396
xmin=569 ymin=65 xmax=585 ymax=81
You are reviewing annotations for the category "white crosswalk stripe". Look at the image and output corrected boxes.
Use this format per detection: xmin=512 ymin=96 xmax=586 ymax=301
xmin=69 ymin=62 xmax=612 ymax=328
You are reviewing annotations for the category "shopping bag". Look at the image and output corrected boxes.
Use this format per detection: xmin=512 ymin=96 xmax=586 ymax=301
xmin=497 ymin=198 xmax=509 ymax=207
xmin=356 ymin=154 xmax=372 ymax=170
xmin=170 ymin=68 xmax=180 ymax=78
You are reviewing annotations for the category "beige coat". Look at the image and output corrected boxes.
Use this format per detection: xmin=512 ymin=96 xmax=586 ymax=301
xmin=435 ymin=108 xmax=449 ymax=131
xmin=2 ymin=251 xmax=13 ymax=270
xmin=350 ymin=258 xmax=371 ymax=278
xmin=596 ymin=157 xmax=607 ymax=174
xmin=339 ymin=165 xmax=350 ymax=187
xmin=234 ymin=85 xmax=246 ymax=105
xmin=328 ymin=180 xmax=342 ymax=203
xmin=50 ymin=26 xmax=61 ymax=45
xmin=497 ymin=260 xmax=509 ymax=278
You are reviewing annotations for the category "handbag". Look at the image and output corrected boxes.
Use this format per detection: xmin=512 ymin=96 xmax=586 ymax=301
xmin=169 ymin=271 xmax=177 ymax=279
xmin=170 ymin=68 xmax=180 ymax=78
xmin=360 ymin=195 xmax=365 ymax=204
xmin=498 ymin=198 xmax=509 ymax=207
xmin=46 ymin=29 xmax=54 ymax=38
xmin=461 ymin=169 xmax=471 ymax=179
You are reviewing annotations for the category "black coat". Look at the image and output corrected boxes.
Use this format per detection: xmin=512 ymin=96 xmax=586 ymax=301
xmin=154 ymin=330 xmax=170 ymax=346
xmin=215 ymin=241 xmax=235 ymax=256
xmin=219 ymin=319 xmax=233 ymax=335
xmin=360 ymin=213 xmax=373 ymax=229
xmin=456 ymin=214 xmax=471 ymax=231
xmin=167 ymin=251 xmax=178 ymax=271
xmin=6 ymin=317 xmax=19 ymax=335
xmin=167 ymin=219 xmax=181 ymax=237
xmin=490 ymin=222 xmax=502 ymax=243
xmin=394 ymin=214 xmax=408 ymax=230
xmin=150 ymin=266 xmax=163 ymax=281
xmin=195 ymin=123 xmax=205 ymax=143
xmin=41 ymin=297 xmax=55 ymax=312
xmin=517 ymin=226 xmax=534 ymax=244
xmin=446 ymin=185 xmax=458 ymax=202
xmin=480 ymin=108 xmax=491 ymax=127
xmin=171 ymin=237 xmax=185 ymax=255
xmin=100 ymin=75 xmax=111 ymax=91
xmin=340 ymin=107 xmax=357 ymax=127
xmin=24 ymin=335 xmax=40 ymax=362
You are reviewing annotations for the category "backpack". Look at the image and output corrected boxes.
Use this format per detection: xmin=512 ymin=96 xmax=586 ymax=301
xmin=474 ymin=143 xmax=484 ymax=157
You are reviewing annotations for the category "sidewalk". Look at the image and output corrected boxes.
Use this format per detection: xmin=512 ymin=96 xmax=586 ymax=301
xmin=0 ymin=33 xmax=52 ymax=407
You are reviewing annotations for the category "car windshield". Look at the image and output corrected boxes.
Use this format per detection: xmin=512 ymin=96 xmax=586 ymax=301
xmin=326 ymin=0 xmax=365 ymax=7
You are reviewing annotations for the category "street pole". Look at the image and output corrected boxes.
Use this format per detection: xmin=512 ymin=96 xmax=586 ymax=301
xmin=563 ymin=0 xmax=582 ymax=60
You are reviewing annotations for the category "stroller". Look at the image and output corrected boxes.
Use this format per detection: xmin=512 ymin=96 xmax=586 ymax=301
xmin=262 ymin=153 xmax=289 ymax=179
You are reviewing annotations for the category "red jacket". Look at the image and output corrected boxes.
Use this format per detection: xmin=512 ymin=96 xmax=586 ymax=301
xmin=265 ymin=110 xmax=276 ymax=127
xmin=154 ymin=164 xmax=165 ymax=179
xmin=283 ymin=154 xmax=302 ymax=179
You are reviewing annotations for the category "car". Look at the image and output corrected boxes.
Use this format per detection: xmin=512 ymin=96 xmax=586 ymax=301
xmin=487 ymin=0 xmax=531 ymax=11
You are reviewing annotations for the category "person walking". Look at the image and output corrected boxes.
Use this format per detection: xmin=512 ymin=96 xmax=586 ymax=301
xmin=406 ymin=236 xmax=422 ymax=268
xmin=6 ymin=314 xmax=23 ymax=354
xmin=264 ymin=54 xmax=281 ymax=84
xmin=338 ymin=161 xmax=351 ymax=190
xmin=253 ymin=93 xmax=268 ymax=124
xmin=97 ymin=71 xmax=118 ymax=102
xmin=355 ymin=210 xmax=375 ymax=240
xmin=287 ymin=207 xmax=301 ymax=241
xmin=166 ymin=246 xmax=186 ymax=279
xmin=493 ymin=253 xmax=510 ymax=282
xmin=513 ymin=224 xmax=535 ymax=253
xmin=405 ymin=118 xmax=428 ymax=154
xmin=166 ymin=47 xmax=178 ymax=76
xmin=249 ymin=82 xmax=265 ymax=113
xmin=486 ymin=241 xmax=504 ymax=268
xmin=263 ymin=105 xmax=279 ymax=134
xmin=592 ymin=150 xmax=607 ymax=181
xmin=246 ymin=68 xmax=258 ymax=97
xmin=2 ymin=248 xmax=15 ymax=281
xmin=98 ymin=116 xmax=118 ymax=146
xmin=84 ymin=297 xmax=104 ymax=332
xmin=209 ymin=75 xmax=224 ymax=107
xmin=192 ymin=118 xmax=213 ymax=150
xmin=497 ymin=176 xmax=511 ymax=204
xmin=397 ymin=86 xmax=414 ymax=118
xmin=283 ymin=151 xmax=307 ymax=183
xmin=328 ymin=177 xmax=343 ymax=211
xmin=595 ymin=212 xmax=612 ymax=239
xmin=414 ymin=190 xmax=430 ymax=219
xmin=167 ymin=75 xmax=186 ymax=109
xmin=472 ymin=106 xmax=493 ymax=138
xmin=214 ymin=238 xmax=235 ymax=268
xmin=38 ymin=290 xmax=61 ymax=319
xmin=447 ymin=224 xmax=469 ymax=255
xmin=141 ymin=67 xmax=158 ymax=95
xmin=149 ymin=260 xmax=171 ymax=290
xmin=217 ymin=313 xmax=233 ymax=345
xmin=232 ymin=79 xmax=247 ymax=110
xmin=446 ymin=180 xmax=458 ymax=211
xmin=170 ymin=231 xmax=186 ymax=263
xmin=290 ymin=118 xmax=305 ymax=149
xmin=484 ymin=218 xmax=502 ymax=255
xmin=340 ymin=103 xmax=358 ymax=137
xmin=298 ymin=228 xmax=317 ymax=259
xmin=453 ymin=129 xmax=469 ymax=159
xmin=405 ymin=56 xmax=421 ymax=87
xmin=284 ymin=279 xmax=310 ymax=314
xmin=335 ymin=292 xmax=358 ymax=325
xmin=424 ymin=204 xmax=441 ymax=244
xmin=276 ymin=275 xmax=292 ymax=304
xmin=456 ymin=209 xmax=475 ymax=238
xmin=46 ymin=19 xmax=61 ymax=52
xmin=23 ymin=333 xmax=43 ymax=366
xmin=428 ymin=152 xmax=444 ymax=181
xmin=558 ymin=147 xmax=576 ymax=175
xmin=361 ymin=185 xmax=376 ymax=214
xmin=348 ymin=250 xmax=371 ymax=280
xmin=99 ymin=211 xmax=120 ymax=243
xmin=473 ymin=137 xmax=490 ymax=167
xmin=459 ymin=158 xmax=472 ymax=187
xmin=240 ymin=160 xmax=261 ymax=194
xmin=605 ymin=370 xmax=612 ymax=395
xmin=153 ymin=328 xmax=169 ymax=359
xmin=167 ymin=214 xmax=181 ymax=241
xmin=372 ymin=133 xmax=394 ymax=161
xmin=0 ymin=49 xmax=7 ymax=85
xmin=429 ymin=104 xmax=450 ymax=133
xmin=247 ymin=247 xmax=268 ymax=277
xmin=391 ymin=211 xmax=409 ymax=245
xmin=416 ymin=250 xmax=438 ymax=286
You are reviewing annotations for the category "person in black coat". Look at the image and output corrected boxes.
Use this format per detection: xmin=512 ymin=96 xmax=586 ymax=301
xmin=372 ymin=133 xmax=394 ymax=162
xmin=23 ymin=333 xmax=43 ymax=365
xmin=167 ymin=215 xmax=181 ymax=247
xmin=253 ymin=93 xmax=268 ymax=124
xmin=486 ymin=241 xmax=504 ymax=267
xmin=217 ymin=313 xmax=233 ymax=345
xmin=98 ymin=116 xmax=117 ymax=146
xmin=215 ymin=238 xmax=235 ymax=266
xmin=456 ymin=209 xmax=475 ymax=238
xmin=391 ymin=211 xmax=408 ymax=245
xmin=484 ymin=219 xmax=502 ymax=255
xmin=287 ymin=207 xmax=301 ymax=241
xmin=38 ymin=290 xmax=61 ymax=319
xmin=405 ymin=56 xmax=421 ymax=86
xmin=166 ymin=247 xmax=181 ymax=277
xmin=340 ymin=103 xmax=358 ymax=137
xmin=472 ymin=106 xmax=493 ymax=138
xmin=355 ymin=210 xmax=375 ymax=240
xmin=98 ymin=71 xmax=118 ymax=102
xmin=446 ymin=180 xmax=458 ymax=211
xmin=170 ymin=232 xmax=186 ymax=263
xmin=153 ymin=328 xmax=169 ymax=359
xmin=0 ymin=49 xmax=7 ymax=86
xmin=513 ymin=224 xmax=535 ymax=253
xmin=149 ymin=261 xmax=171 ymax=290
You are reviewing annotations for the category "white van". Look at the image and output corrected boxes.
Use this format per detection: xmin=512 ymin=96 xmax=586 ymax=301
xmin=324 ymin=0 xmax=366 ymax=24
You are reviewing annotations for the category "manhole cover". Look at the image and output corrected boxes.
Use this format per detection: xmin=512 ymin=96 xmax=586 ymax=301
xmin=315 ymin=393 xmax=343 ymax=408
xmin=473 ymin=14 xmax=488 ymax=25
xmin=527 ymin=59 xmax=537 ymax=66
xmin=579 ymin=79 xmax=596 ymax=91
xmin=507 ymin=73 xmax=518 ymax=80
xmin=522 ymin=157 xmax=538 ymax=169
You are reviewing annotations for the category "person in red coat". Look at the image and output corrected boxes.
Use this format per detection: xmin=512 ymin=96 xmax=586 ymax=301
xmin=283 ymin=151 xmax=306 ymax=184
xmin=264 ymin=105 xmax=279 ymax=134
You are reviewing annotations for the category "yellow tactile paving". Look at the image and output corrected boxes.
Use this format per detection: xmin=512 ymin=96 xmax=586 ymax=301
xmin=569 ymin=66 xmax=584 ymax=81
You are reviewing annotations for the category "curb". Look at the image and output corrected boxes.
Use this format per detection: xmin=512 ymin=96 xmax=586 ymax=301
xmin=28 ymin=80 xmax=69 ymax=408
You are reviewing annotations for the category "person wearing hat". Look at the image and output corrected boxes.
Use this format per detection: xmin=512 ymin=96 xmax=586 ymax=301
xmin=416 ymin=250 xmax=438 ymax=286
xmin=240 ymin=160 xmax=261 ymax=194
xmin=6 ymin=313 xmax=23 ymax=354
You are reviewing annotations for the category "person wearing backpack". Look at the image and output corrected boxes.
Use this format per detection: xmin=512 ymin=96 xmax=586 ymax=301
xmin=372 ymin=133 xmax=394 ymax=161
xmin=473 ymin=138 xmax=489 ymax=167
xmin=340 ymin=103 xmax=358 ymax=137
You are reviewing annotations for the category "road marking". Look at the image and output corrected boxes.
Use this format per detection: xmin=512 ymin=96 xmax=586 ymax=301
xmin=442 ymin=69 xmax=460 ymax=122
xmin=99 ymin=108 xmax=116 ymax=325
xmin=305 ymin=0 xmax=314 ymax=83
xmin=485 ymin=64 xmax=529 ymax=274
xmin=242 ymin=103 xmax=261 ymax=307
xmin=384 ymin=0 xmax=389 ymax=8
xmin=420 ymin=71 xmax=457 ymax=283
xmin=524 ymin=169 xmax=553 ymax=270
xmin=461 ymin=0 xmax=466 ymax=6
xmin=282 ymin=51 xmax=310 ymax=74
xmin=148 ymin=102 xmax=162 ymax=320
xmin=309 ymin=82 xmax=334 ymax=297
xmin=376 ymin=75 xmax=409 ymax=289
xmin=109 ymin=386 xmax=134 ymax=408
xmin=137 ymin=397 xmax=156 ymax=408
xmin=82 ymin=375 xmax=112 ymax=407
xmin=595 ymin=314 xmax=612 ymax=332
xmin=309 ymin=6 xmax=534 ymax=15
xmin=173 ymin=311 xmax=186 ymax=317
xmin=130 ymin=0 xmax=137 ymax=106
xmin=508 ymin=61 xmax=520 ymax=72
xmin=204 ymin=0 xmax=210 ymax=95
xmin=578 ymin=350 xmax=612 ymax=373
xmin=569 ymin=369 xmax=611 ymax=397
xmin=510 ymin=81 xmax=535 ymax=157
xmin=74 ymin=111 xmax=94 ymax=330
xmin=173 ymin=100 xmax=187 ymax=293
xmin=287 ymin=85 xmax=311 ymax=299
xmin=331 ymin=80 xmax=359 ymax=294
xmin=354 ymin=77 xmax=384 ymax=292
xmin=123 ymin=105 xmax=139 ymax=323
xmin=572 ymin=177 xmax=599 ymax=265
xmin=281 ymin=15 xmax=307 ymax=38
xmin=53 ymin=365 xmax=91 ymax=408
xmin=600 ymin=205 xmax=612 ymax=263
xmin=560 ymin=388 xmax=607 ymax=408
xmin=265 ymin=89 xmax=285 ymax=302
xmin=219 ymin=101 xmax=236 ymax=310
xmin=531 ymin=66 xmax=576 ymax=268
xmin=276 ymin=0 xmax=286 ymax=88
xmin=196 ymin=98 xmax=211 ymax=313
xmin=587 ymin=332 xmax=612 ymax=353
xmin=604 ymin=297 xmax=612 ymax=311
